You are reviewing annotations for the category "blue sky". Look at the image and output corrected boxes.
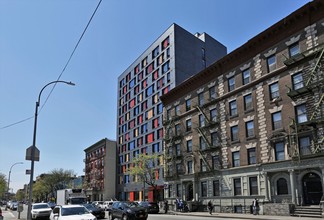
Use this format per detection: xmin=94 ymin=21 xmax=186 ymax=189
xmin=0 ymin=0 xmax=310 ymax=193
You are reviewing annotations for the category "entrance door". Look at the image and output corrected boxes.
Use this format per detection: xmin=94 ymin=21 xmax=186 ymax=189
xmin=302 ymin=172 xmax=323 ymax=205
xmin=187 ymin=183 xmax=193 ymax=201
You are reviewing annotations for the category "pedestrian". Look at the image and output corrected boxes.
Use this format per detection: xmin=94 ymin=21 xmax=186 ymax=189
xmin=164 ymin=200 xmax=168 ymax=214
xmin=179 ymin=199 xmax=183 ymax=212
xmin=252 ymin=198 xmax=259 ymax=215
xmin=207 ymin=200 xmax=213 ymax=215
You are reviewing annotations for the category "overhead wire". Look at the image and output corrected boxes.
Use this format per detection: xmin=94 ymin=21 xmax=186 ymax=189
xmin=0 ymin=0 xmax=102 ymax=130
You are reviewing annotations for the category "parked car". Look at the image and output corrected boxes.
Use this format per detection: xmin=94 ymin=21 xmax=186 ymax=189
xmin=47 ymin=202 xmax=56 ymax=209
xmin=108 ymin=201 xmax=148 ymax=220
xmin=91 ymin=201 xmax=104 ymax=209
xmin=137 ymin=201 xmax=159 ymax=214
xmin=50 ymin=205 xmax=96 ymax=220
xmin=83 ymin=203 xmax=105 ymax=219
xmin=10 ymin=201 xmax=18 ymax=210
xmin=31 ymin=203 xmax=52 ymax=219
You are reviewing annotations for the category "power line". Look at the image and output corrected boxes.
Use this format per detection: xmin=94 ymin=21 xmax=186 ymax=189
xmin=0 ymin=0 xmax=102 ymax=130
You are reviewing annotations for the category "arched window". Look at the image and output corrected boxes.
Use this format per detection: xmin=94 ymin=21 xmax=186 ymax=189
xmin=277 ymin=178 xmax=288 ymax=195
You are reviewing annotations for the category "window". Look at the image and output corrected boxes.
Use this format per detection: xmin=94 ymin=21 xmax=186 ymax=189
xmin=277 ymin=178 xmax=288 ymax=195
xmin=249 ymin=177 xmax=258 ymax=195
xmin=246 ymin=121 xmax=254 ymax=138
xmin=200 ymin=159 xmax=207 ymax=172
xmin=185 ymin=99 xmax=191 ymax=111
xmin=186 ymin=119 xmax=192 ymax=132
xmin=176 ymin=163 xmax=182 ymax=174
xmin=152 ymin=46 xmax=159 ymax=59
xmin=233 ymin=178 xmax=242 ymax=196
xmin=244 ymin=94 xmax=253 ymax=111
xmin=198 ymin=93 xmax=204 ymax=106
xmin=269 ymin=82 xmax=279 ymax=100
xmin=146 ymin=85 xmax=154 ymax=97
xmin=228 ymin=76 xmax=235 ymax=91
xmin=175 ymin=105 xmax=180 ymax=116
xmin=186 ymin=140 xmax=192 ymax=152
xmin=211 ymin=132 xmax=219 ymax=147
xmin=242 ymin=69 xmax=250 ymax=85
xmin=232 ymin=151 xmax=240 ymax=167
xmin=296 ymin=104 xmax=307 ymax=123
xmin=176 ymin=184 xmax=181 ymax=197
xmin=187 ymin=161 xmax=193 ymax=174
xmin=209 ymin=86 xmax=216 ymax=100
xmin=231 ymin=125 xmax=239 ymax=142
xmin=175 ymin=143 xmax=181 ymax=156
xmin=289 ymin=43 xmax=300 ymax=57
xmin=248 ymin=148 xmax=256 ymax=165
xmin=299 ymin=136 xmax=311 ymax=155
xmin=272 ymin=111 xmax=282 ymax=130
xmin=199 ymin=114 xmax=205 ymax=127
xmin=229 ymin=100 xmax=237 ymax=116
xmin=162 ymin=36 xmax=170 ymax=50
xmin=267 ymin=54 xmax=276 ymax=72
xmin=175 ymin=124 xmax=181 ymax=136
xmin=212 ymin=155 xmax=220 ymax=170
xmin=162 ymin=61 xmax=170 ymax=73
xmin=201 ymin=181 xmax=207 ymax=197
xmin=210 ymin=108 xmax=217 ymax=122
xmin=199 ymin=136 xmax=206 ymax=150
xmin=275 ymin=142 xmax=285 ymax=161
xmin=292 ymin=72 xmax=304 ymax=90
xmin=213 ymin=180 xmax=220 ymax=196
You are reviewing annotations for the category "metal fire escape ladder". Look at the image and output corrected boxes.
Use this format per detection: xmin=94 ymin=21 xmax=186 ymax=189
xmin=306 ymin=47 xmax=324 ymax=86
xmin=288 ymin=119 xmax=300 ymax=161
xmin=310 ymin=93 xmax=324 ymax=121
xmin=196 ymin=106 xmax=211 ymax=124
xmin=196 ymin=128 xmax=212 ymax=171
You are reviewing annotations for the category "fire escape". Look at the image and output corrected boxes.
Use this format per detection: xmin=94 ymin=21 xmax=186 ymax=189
xmin=195 ymin=105 xmax=222 ymax=173
xmin=163 ymin=115 xmax=183 ymax=180
xmin=285 ymin=44 xmax=324 ymax=161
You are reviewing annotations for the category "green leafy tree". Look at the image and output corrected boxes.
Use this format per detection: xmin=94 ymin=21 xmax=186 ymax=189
xmin=42 ymin=169 xmax=76 ymax=197
xmin=16 ymin=189 xmax=25 ymax=201
xmin=128 ymin=153 xmax=160 ymax=201
xmin=0 ymin=172 xmax=7 ymax=199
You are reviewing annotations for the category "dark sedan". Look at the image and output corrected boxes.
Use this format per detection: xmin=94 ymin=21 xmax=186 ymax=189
xmin=109 ymin=201 xmax=147 ymax=220
xmin=137 ymin=201 xmax=159 ymax=214
xmin=83 ymin=203 xmax=105 ymax=219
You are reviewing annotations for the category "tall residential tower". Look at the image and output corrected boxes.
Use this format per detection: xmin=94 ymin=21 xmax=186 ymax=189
xmin=116 ymin=23 xmax=226 ymax=201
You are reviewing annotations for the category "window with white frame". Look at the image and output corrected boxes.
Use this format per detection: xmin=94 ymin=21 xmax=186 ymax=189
xmin=242 ymin=69 xmax=251 ymax=85
xmin=272 ymin=111 xmax=282 ymax=130
xmin=292 ymin=72 xmax=304 ymax=90
xmin=269 ymin=82 xmax=279 ymax=100
xmin=233 ymin=178 xmax=242 ymax=195
xmin=296 ymin=104 xmax=307 ymax=123
xmin=246 ymin=120 xmax=254 ymax=138
xmin=228 ymin=76 xmax=235 ymax=92
xmin=274 ymin=142 xmax=285 ymax=161
xmin=267 ymin=54 xmax=276 ymax=72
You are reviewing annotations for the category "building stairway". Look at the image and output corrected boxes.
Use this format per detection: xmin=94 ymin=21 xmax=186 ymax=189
xmin=292 ymin=205 xmax=322 ymax=218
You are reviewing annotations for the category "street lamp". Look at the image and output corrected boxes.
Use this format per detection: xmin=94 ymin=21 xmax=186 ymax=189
xmin=6 ymin=162 xmax=23 ymax=210
xmin=27 ymin=80 xmax=75 ymax=220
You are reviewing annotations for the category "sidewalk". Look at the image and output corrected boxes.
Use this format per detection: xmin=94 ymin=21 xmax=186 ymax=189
xmin=168 ymin=210 xmax=321 ymax=220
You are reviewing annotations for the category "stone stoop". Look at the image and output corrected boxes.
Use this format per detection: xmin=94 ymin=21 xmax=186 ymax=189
xmin=292 ymin=206 xmax=322 ymax=218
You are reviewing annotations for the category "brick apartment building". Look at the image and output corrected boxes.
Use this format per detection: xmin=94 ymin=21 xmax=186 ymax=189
xmin=160 ymin=0 xmax=323 ymax=215
xmin=84 ymin=138 xmax=117 ymax=201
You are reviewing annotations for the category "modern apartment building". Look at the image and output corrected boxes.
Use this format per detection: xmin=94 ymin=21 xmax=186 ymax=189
xmin=160 ymin=0 xmax=323 ymax=216
xmin=116 ymin=23 xmax=227 ymax=201
xmin=84 ymin=138 xmax=117 ymax=201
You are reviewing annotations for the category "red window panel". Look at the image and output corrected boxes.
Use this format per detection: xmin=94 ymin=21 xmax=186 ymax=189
xmin=146 ymin=132 xmax=154 ymax=144
xmin=153 ymin=70 xmax=159 ymax=80
xmin=123 ymin=105 xmax=127 ymax=113
xmin=119 ymin=117 xmax=123 ymax=125
xmin=154 ymin=118 xmax=159 ymax=128
xmin=123 ymin=86 xmax=127 ymax=94
xmin=155 ymin=169 xmax=159 ymax=180
xmin=159 ymin=128 xmax=163 ymax=138
xmin=163 ymin=86 xmax=169 ymax=95
xmin=162 ymin=37 xmax=170 ymax=50
xmin=142 ymin=79 xmax=147 ymax=89
xmin=123 ymin=144 xmax=126 ymax=152
xmin=138 ymin=71 xmax=143 ymax=81
xmin=146 ymin=63 xmax=154 ymax=74
xmin=138 ymin=114 xmax=143 ymax=124
xmin=134 ymin=65 xmax=140 ymax=74
xmin=129 ymin=98 xmax=135 ymax=108
xmin=125 ymin=133 xmax=129 ymax=141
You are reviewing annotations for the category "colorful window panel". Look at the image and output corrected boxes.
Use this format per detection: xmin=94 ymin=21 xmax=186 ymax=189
xmin=153 ymin=70 xmax=159 ymax=81
xmin=157 ymin=77 xmax=164 ymax=89
xmin=162 ymin=36 xmax=170 ymax=50
xmin=129 ymin=98 xmax=136 ymax=108
xmin=146 ymin=62 xmax=154 ymax=75
xmin=142 ymin=57 xmax=147 ymax=68
xmin=146 ymin=108 xmax=154 ymax=120
xmin=134 ymin=64 xmax=140 ymax=74
xmin=146 ymin=132 xmax=154 ymax=144
xmin=142 ymin=79 xmax=147 ymax=89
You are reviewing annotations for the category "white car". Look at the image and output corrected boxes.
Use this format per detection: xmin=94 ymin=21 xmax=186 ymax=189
xmin=50 ymin=205 xmax=97 ymax=220
xmin=31 ymin=203 xmax=52 ymax=219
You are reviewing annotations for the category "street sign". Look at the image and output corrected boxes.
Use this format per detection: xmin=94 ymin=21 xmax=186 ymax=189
xmin=26 ymin=169 xmax=31 ymax=175
xmin=25 ymin=146 xmax=40 ymax=161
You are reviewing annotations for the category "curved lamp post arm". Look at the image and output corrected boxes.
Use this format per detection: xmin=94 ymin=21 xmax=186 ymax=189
xmin=27 ymin=80 xmax=75 ymax=220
